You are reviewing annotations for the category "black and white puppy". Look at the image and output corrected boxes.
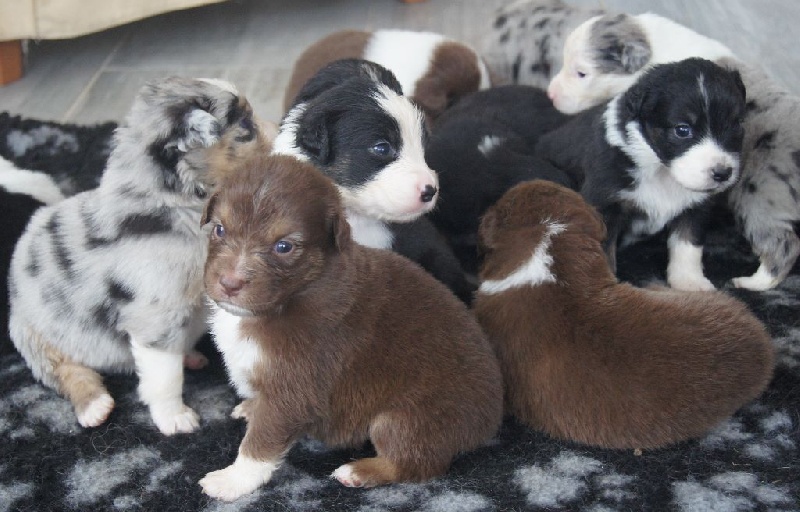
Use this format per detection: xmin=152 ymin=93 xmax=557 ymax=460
xmin=8 ymin=77 xmax=268 ymax=434
xmin=536 ymin=58 xmax=747 ymax=291
xmin=272 ymin=59 xmax=475 ymax=302
xmin=425 ymin=85 xmax=575 ymax=272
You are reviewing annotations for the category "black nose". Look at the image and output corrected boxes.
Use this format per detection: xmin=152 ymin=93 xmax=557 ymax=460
xmin=220 ymin=275 xmax=246 ymax=297
xmin=420 ymin=185 xmax=437 ymax=203
xmin=711 ymin=166 xmax=733 ymax=183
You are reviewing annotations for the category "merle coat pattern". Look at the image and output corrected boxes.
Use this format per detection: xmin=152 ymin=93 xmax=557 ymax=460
xmin=7 ymin=77 xmax=267 ymax=435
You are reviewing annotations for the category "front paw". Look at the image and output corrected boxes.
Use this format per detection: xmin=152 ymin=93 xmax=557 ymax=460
xmin=151 ymin=404 xmax=200 ymax=435
xmin=200 ymin=457 xmax=277 ymax=501
xmin=667 ymin=269 xmax=715 ymax=292
xmin=231 ymin=400 xmax=253 ymax=421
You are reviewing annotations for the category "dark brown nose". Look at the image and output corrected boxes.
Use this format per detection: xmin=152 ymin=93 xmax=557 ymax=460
xmin=219 ymin=274 xmax=247 ymax=297
xmin=420 ymin=185 xmax=437 ymax=203
xmin=711 ymin=165 xmax=733 ymax=183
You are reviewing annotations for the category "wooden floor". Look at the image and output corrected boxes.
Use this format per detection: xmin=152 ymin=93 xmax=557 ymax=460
xmin=0 ymin=0 xmax=798 ymax=125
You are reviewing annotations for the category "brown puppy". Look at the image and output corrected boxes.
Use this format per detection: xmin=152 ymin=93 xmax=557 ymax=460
xmin=198 ymin=153 xmax=503 ymax=501
xmin=473 ymin=180 xmax=775 ymax=450
xmin=283 ymin=29 xmax=491 ymax=119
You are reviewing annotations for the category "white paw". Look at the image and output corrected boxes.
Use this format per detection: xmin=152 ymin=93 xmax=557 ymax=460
xmin=151 ymin=404 xmax=200 ymax=435
xmin=668 ymin=272 xmax=716 ymax=292
xmin=77 ymin=393 xmax=115 ymax=428
xmin=231 ymin=401 xmax=249 ymax=420
xmin=732 ymin=265 xmax=779 ymax=291
xmin=200 ymin=457 xmax=277 ymax=501
xmin=332 ymin=464 xmax=364 ymax=488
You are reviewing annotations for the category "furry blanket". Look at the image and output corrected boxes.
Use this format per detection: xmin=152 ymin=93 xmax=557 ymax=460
xmin=1 ymin=114 xmax=798 ymax=511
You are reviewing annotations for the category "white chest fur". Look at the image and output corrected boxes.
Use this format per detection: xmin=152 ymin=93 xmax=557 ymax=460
xmin=345 ymin=209 xmax=395 ymax=249
xmin=209 ymin=304 xmax=262 ymax=398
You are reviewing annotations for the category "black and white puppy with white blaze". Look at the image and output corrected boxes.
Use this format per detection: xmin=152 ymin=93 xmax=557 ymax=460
xmin=536 ymin=58 xmax=746 ymax=291
xmin=273 ymin=58 xmax=475 ymax=303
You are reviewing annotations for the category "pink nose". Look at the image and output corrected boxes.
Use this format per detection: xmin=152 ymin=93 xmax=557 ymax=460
xmin=420 ymin=184 xmax=437 ymax=203
xmin=219 ymin=274 xmax=247 ymax=297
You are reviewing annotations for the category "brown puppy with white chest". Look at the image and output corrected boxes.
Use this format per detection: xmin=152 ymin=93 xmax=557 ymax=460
xmin=473 ymin=180 xmax=775 ymax=450
xmin=198 ymin=153 xmax=503 ymax=501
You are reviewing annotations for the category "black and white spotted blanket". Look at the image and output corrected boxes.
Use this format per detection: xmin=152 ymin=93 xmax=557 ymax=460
xmin=1 ymin=113 xmax=798 ymax=511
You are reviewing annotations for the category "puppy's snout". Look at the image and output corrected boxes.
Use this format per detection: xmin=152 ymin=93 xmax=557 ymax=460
xmin=420 ymin=184 xmax=438 ymax=203
xmin=711 ymin=165 xmax=733 ymax=183
xmin=219 ymin=274 xmax=247 ymax=297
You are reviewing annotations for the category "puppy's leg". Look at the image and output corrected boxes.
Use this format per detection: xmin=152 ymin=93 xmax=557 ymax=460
xmin=47 ymin=346 xmax=114 ymax=428
xmin=666 ymin=208 xmax=715 ymax=291
xmin=733 ymin=227 xmax=800 ymax=290
xmin=130 ymin=340 xmax=199 ymax=435
xmin=332 ymin=411 xmax=450 ymax=487
xmin=200 ymin=397 xmax=291 ymax=501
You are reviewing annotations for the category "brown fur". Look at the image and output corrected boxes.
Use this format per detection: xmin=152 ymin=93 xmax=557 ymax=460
xmin=473 ymin=180 xmax=775 ymax=450
xmin=203 ymin=153 xmax=503 ymax=485
xmin=282 ymin=30 xmax=489 ymax=120
xmin=282 ymin=30 xmax=371 ymax=111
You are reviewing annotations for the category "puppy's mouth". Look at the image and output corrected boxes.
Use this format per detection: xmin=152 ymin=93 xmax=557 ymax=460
xmin=213 ymin=300 xmax=256 ymax=317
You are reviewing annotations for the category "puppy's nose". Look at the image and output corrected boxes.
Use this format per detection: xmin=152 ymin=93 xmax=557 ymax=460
xmin=711 ymin=165 xmax=733 ymax=183
xmin=420 ymin=185 xmax=437 ymax=203
xmin=220 ymin=275 xmax=247 ymax=297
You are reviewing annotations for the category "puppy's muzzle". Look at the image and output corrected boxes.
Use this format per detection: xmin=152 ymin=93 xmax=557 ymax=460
xmin=420 ymin=184 xmax=438 ymax=203
xmin=219 ymin=273 xmax=247 ymax=298
xmin=711 ymin=165 xmax=733 ymax=183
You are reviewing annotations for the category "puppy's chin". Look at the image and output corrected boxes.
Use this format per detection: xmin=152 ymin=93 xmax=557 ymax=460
xmin=213 ymin=300 xmax=257 ymax=318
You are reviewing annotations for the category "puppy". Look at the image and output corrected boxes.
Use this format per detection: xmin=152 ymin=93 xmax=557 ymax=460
xmin=473 ymin=180 xmax=775 ymax=450
xmin=7 ymin=76 xmax=269 ymax=434
xmin=198 ymin=153 xmax=503 ymax=501
xmin=425 ymin=84 xmax=575 ymax=272
xmin=275 ymin=58 xmax=475 ymax=302
xmin=1 ymin=158 xmax=65 ymax=356
xmin=283 ymin=29 xmax=491 ymax=120
xmin=480 ymin=0 xmax=603 ymax=89
xmin=547 ymin=12 xmax=734 ymax=114
xmin=536 ymin=58 xmax=747 ymax=291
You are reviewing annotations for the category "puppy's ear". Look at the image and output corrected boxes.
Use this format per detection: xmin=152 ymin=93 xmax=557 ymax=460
xmin=596 ymin=14 xmax=652 ymax=74
xmin=478 ymin=209 xmax=499 ymax=251
xmin=328 ymin=207 xmax=352 ymax=252
xmin=201 ymin=192 xmax=218 ymax=227
xmin=177 ymin=109 xmax=222 ymax=152
xmin=623 ymin=85 xmax=646 ymax=118
xmin=619 ymin=39 xmax=651 ymax=74
xmin=729 ymin=68 xmax=746 ymax=102
xmin=569 ymin=204 xmax=607 ymax=243
xmin=297 ymin=104 xmax=333 ymax=165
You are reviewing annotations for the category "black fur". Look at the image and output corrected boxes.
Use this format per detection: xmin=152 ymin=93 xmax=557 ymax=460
xmin=536 ymin=58 xmax=747 ymax=278
xmin=425 ymin=85 xmax=576 ymax=272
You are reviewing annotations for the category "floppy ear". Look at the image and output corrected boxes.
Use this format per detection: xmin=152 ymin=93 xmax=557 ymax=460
xmin=478 ymin=209 xmax=499 ymax=251
xmin=623 ymin=84 xmax=646 ymax=118
xmin=177 ymin=108 xmax=222 ymax=152
xmin=297 ymin=103 xmax=333 ymax=165
xmin=328 ymin=207 xmax=352 ymax=252
xmin=730 ymin=68 xmax=746 ymax=102
xmin=619 ymin=39 xmax=651 ymax=73
xmin=201 ymin=192 xmax=218 ymax=227
xmin=569 ymin=204 xmax=607 ymax=243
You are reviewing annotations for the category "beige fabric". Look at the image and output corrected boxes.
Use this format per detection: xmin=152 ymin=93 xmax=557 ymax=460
xmin=0 ymin=0 xmax=226 ymax=41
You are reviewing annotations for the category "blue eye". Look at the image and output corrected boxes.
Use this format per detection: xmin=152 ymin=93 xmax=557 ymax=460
xmin=274 ymin=240 xmax=293 ymax=254
xmin=214 ymin=224 xmax=225 ymax=238
xmin=674 ymin=124 xmax=693 ymax=138
xmin=370 ymin=141 xmax=395 ymax=158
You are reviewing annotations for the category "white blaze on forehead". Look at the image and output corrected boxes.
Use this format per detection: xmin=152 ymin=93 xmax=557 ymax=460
xmin=198 ymin=78 xmax=239 ymax=95
xmin=365 ymin=30 xmax=447 ymax=95
xmin=373 ymin=84 xmax=429 ymax=165
xmin=479 ymin=221 xmax=567 ymax=295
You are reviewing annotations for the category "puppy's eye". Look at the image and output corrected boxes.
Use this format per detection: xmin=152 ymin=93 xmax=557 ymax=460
xmin=577 ymin=71 xmax=587 ymax=78
xmin=674 ymin=124 xmax=693 ymax=138
xmin=239 ymin=116 xmax=254 ymax=132
xmin=214 ymin=224 xmax=226 ymax=238
xmin=369 ymin=141 xmax=396 ymax=158
xmin=274 ymin=240 xmax=294 ymax=254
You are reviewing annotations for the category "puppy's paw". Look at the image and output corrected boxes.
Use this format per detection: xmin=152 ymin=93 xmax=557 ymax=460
xmin=332 ymin=464 xmax=365 ymax=488
xmin=732 ymin=266 xmax=779 ymax=291
xmin=667 ymin=272 xmax=715 ymax=292
xmin=151 ymin=404 xmax=200 ymax=435
xmin=200 ymin=457 xmax=277 ymax=501
xmin=231 ymin=400 xmax=252 ymax=421
xmin=183 ymin=350 xmax=209 ymax=370
xmin=76 ymin=393 xmax=115 ymax=428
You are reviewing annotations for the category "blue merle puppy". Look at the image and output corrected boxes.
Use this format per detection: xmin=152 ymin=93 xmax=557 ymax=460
xmin=7 ymin=76 xmax=268 ymax=434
